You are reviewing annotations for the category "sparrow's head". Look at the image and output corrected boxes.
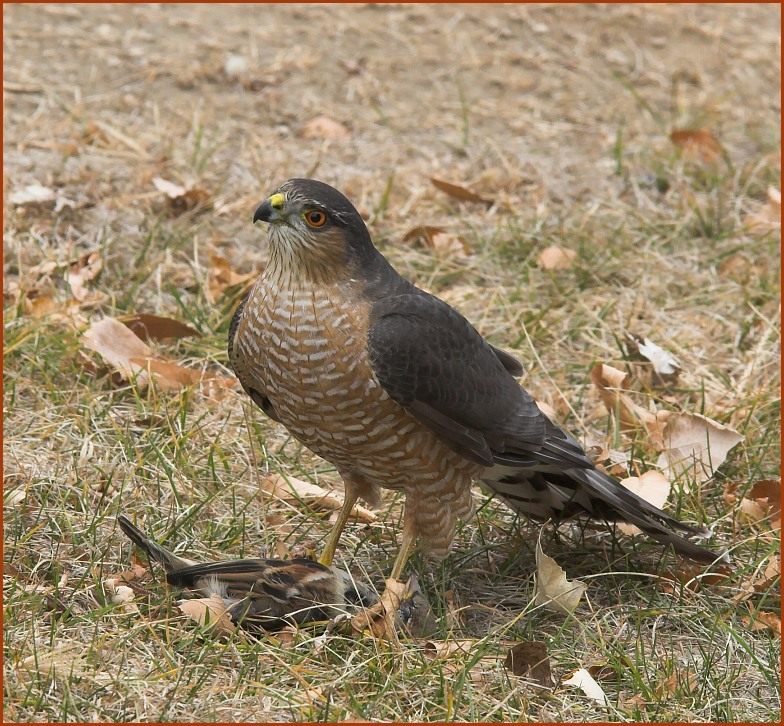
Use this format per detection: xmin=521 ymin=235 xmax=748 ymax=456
xmin=253 ymin=178 xmax=377 ymax=280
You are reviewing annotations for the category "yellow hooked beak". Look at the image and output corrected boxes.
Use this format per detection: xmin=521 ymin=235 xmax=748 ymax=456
xmin=253 ymin=192 xmax=287 ymax=224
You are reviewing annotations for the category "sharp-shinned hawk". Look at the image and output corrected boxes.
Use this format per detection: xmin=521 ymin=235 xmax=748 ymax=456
xmin=228 ymin=178 xmax=722 ymax=586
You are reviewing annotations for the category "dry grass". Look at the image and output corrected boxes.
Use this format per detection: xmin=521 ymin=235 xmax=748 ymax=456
xmin=3 ymin=4 xmax=780 ymax=722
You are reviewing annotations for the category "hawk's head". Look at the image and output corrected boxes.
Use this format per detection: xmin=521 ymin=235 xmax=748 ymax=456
xmin=253 ymin=179 xmax=377 ymax=281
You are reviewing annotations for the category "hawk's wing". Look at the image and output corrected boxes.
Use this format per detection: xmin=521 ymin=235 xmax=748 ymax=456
xmin=367 ymin=293 xmax=551 ymax=466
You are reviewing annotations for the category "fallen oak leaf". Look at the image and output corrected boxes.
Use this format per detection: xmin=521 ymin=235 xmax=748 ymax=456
xmin=121 ymin=313 xmax=200 ymax=342
xmin=206 ymin=254 xmax=257 ymax=304
xmin=561 ymin=668 xmax=609 ymax=706
xmin=302 ymin=115 xmax=350 ymax=140
xmin=537 ymin=245 xmax=576 ymax=271
xmin=728 ymin=479 xmax=780 ymax=530
xmin=742 ymin=609 xmax=781 ymax=636
xmin=178 ymin=593 xmax=237 ymax=636
xmin=430 ymin=177 xmax=493 ymax=207
xmin=19 ymin=643 xmax=86 ymax=679
xmin=262 ymin=473 xmax=377 ymax=523
xmin=535 ymin=540 xmax=586 ymax=615
xmin=400 ymin=225 xmax=470 ymax=259
xmin=152 ymin=176 xmax=209 ymax=215
xmin=655 ymin=669 xmax=698 ymax=697
xmin=733 ymin=555 xmax=779 ymax=603
xmin=82 ymin=317 xmax=232 ymax=393
xmin=670 ymin=128 xmax=722 ymax=163
xmin=744 ymin=186 xmax=780 ymax=235
xmin=655 ymin=413 xmax=743 ymax=487
xmin=350 ymin=577 xmax=407 ymax=640
xmin=590 ymin=363 xmax=668 ymax=447
xmin=624 ymin=333 xmax=681 ymax=385
xmin=424 ymin=639 xmax=477 ymax=659
xmin=504 ymin=641 xmax=554 ymax=687
xmin=617 ymin=471 xmax=671 ymax=535
xmin=67 ymin=251 xmax=104 ymax=302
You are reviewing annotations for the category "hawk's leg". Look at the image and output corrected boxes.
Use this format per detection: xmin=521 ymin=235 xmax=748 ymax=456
xmin=389 ymin=512 xmax=416 ymax=581
xmin=318 ymin=488 xmax=359 ymax=567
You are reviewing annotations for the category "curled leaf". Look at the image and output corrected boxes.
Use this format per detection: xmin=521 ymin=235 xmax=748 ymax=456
xmin=537 ymin=245 xmax=576 ymax=270
xmin=670 ymin=128 xmax=721 ymax=163
xmin=504 ymin=641 xmax=553 ymax=687
xmin=430 ymin=177 xmax=493 ymax=206
xmin=535 ymin=541 xmax=585 ymax=615
xmin=178 ymin=593 xmax=236 ymax=636
xmin=262 ymin=473 xmax=376 ymax=522
xmin=121 ymin=314 xmax=200 ymax=342
xmin=562 ymin=668 xmax=609 ymax=706
xmin=617 ymin=471 xmax=671 ymax=535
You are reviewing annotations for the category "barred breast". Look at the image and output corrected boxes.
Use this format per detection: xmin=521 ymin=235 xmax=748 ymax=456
xmin=232 ymin=276 xmax=482 ymax=555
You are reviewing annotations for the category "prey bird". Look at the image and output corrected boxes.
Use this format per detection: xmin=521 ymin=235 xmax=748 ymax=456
xmin=228 ymin=179 xmax=723 ymax=588
xmin=117 ymin=515 xmax=375 ymax=631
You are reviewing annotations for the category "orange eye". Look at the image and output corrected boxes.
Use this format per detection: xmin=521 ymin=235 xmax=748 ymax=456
xmin=304 ymin=210 xmax=327 ymax=228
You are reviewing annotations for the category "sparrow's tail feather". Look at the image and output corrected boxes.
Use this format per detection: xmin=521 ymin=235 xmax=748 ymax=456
xmin=117 ymin=515 xmax=196 ymax=573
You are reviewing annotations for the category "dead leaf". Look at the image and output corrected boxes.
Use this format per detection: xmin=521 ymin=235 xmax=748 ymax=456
xmin=537 ymin=245 xmax=576 ymax=271
xmin=153 ymin=177 xmax=209 ymax=214
xmin=656 ymin=669 xmax=698 ymax=697
xmin=535 ymin=540 xmax=586 ymax=615
xmin=590 ymin=363 xmax=668 ymax=447
xmin=4 ymin=488 xmax=26 ymax=507
xmin=350 ymin=578 xmax=407 ymax=639
xmin=561 ymin=668 xmax=608 ymax=706
xmin=425 ymin=639 xmax=476 ymax=659
xmin=262 ymin=473 xmax=376 ymax=523
xmin=744 ymin=186 xmax=781 ymax=235
xmin=206 ymin=254 xmax=256 ymax=303
xmin=19 ymin=644 xmax=87 ymax=679
xmin=10 ymin=184 xmax=56 ymax=206
xmin=67 ymin=251 xmax=103 ymax=302
xmin=430 ymin=177 xmax=493 ymax=206
xmin=625 ymin=333 xmax=681 ymax=385
xmin=733 ymin=555 xmax=780 ymax=602
xmin=103 ymin=578 xmax=136 ymax=606
xmin=121 ymin=314 xmax=200 ymax=342
xmin=504 ymin=641 xmax=554 ymax=687
xmin=401 ymin=225 xmax=447 ymax=245
xmin=659 ymin=563 xmax=732 ymax=595
xmin=82 ymin=316 xmax=230 ymax=393
xmin=302 ymin=115 xmax=350 ymax=140
xmin=178 ymin=594 xmax=236 ymax=636
xmin=655 ymin=413 xmax=743 ymax=486
xmin=731 ymin=479 xmax=780 ymax=530
xmin=401 ymin=225 xmax=469 ymax=259
xmin=742 ymin=609 xmax=781 ymax=636
xmin=617 ymin=471 xmax=672 ymax=535
xmin=670 ymin=128 xmax=722 ymax=163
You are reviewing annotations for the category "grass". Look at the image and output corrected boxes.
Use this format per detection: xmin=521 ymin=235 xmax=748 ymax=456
xmin=4 ymin=3 xmax=781 ymax=723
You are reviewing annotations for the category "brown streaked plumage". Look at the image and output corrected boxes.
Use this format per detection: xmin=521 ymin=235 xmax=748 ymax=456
xmin=117 ymin=515 xmax=376 ymax=631
xmin=229 ymin=179 xmax=725 ymax=585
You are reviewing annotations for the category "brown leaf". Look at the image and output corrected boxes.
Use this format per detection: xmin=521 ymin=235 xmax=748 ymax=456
xmin=207 ymin=254 xmax=256 ymax=304
xmin=121 ymin=314 xmax=200 ymax=342
xmin=733 ymin=555 xmax=780 ymax=603
xmin=19 ymin=644 xmax=86 ymax=678
xmin=262 ymin=473 xmax=377 ymax=523
xmin=535 ymin=540 xmax=585 ymax=614
xmin=82 ymin=317 xmax=229 ymax=394
xmin=742 ymin=609 xmax=781 ymax=636
xmin=655 ymin=669 xmax=698 ymax=697
xmin=152 ymin=177 xmax=209 ymax=214
xmin=178 ymin=594 xmax=236 ymax=636
xmin=590 ymin=363 xmax=668 ymax=447
xmin=617 ymin=471 xmax=671 ymax=535
xmin=302 ymin=115 xmax=350 ymax=140
xmin=504 ymin=641 xmax=554 ymax=687
xmin=425 ymin=639 xmax=476 ymax=659
xmin=624 ymin=333 xmax=681 ymax=385
xmin=537 ymin=245 xmax=576 ymax=271
xmin=350 ymin=578 xmax=408 ymax=640
xmin=739 ymin=479 xmax=780 ymax=530
xmin=401 ymin=226 xmax=447 ymax=245
xmin=655 ymin=413 xmax=743 ymax=486
xmin=430 ymin=177 xmax=493 ymax=206
xmin=401 ymin=225 xmax=469 ymax=259
xmin=670 ymin=128 xmax=722 ymax=163
xmin=67 ymin=251 xmax=103 ymax=302
xmin=744 ymin=186 xmax=780 ymax=235
xmin=659 ymin=563 xmax=732 ymax=595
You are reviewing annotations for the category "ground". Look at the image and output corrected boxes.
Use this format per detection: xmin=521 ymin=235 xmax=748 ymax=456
xmin=3 ymin=3 xmax=781 ymax=722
